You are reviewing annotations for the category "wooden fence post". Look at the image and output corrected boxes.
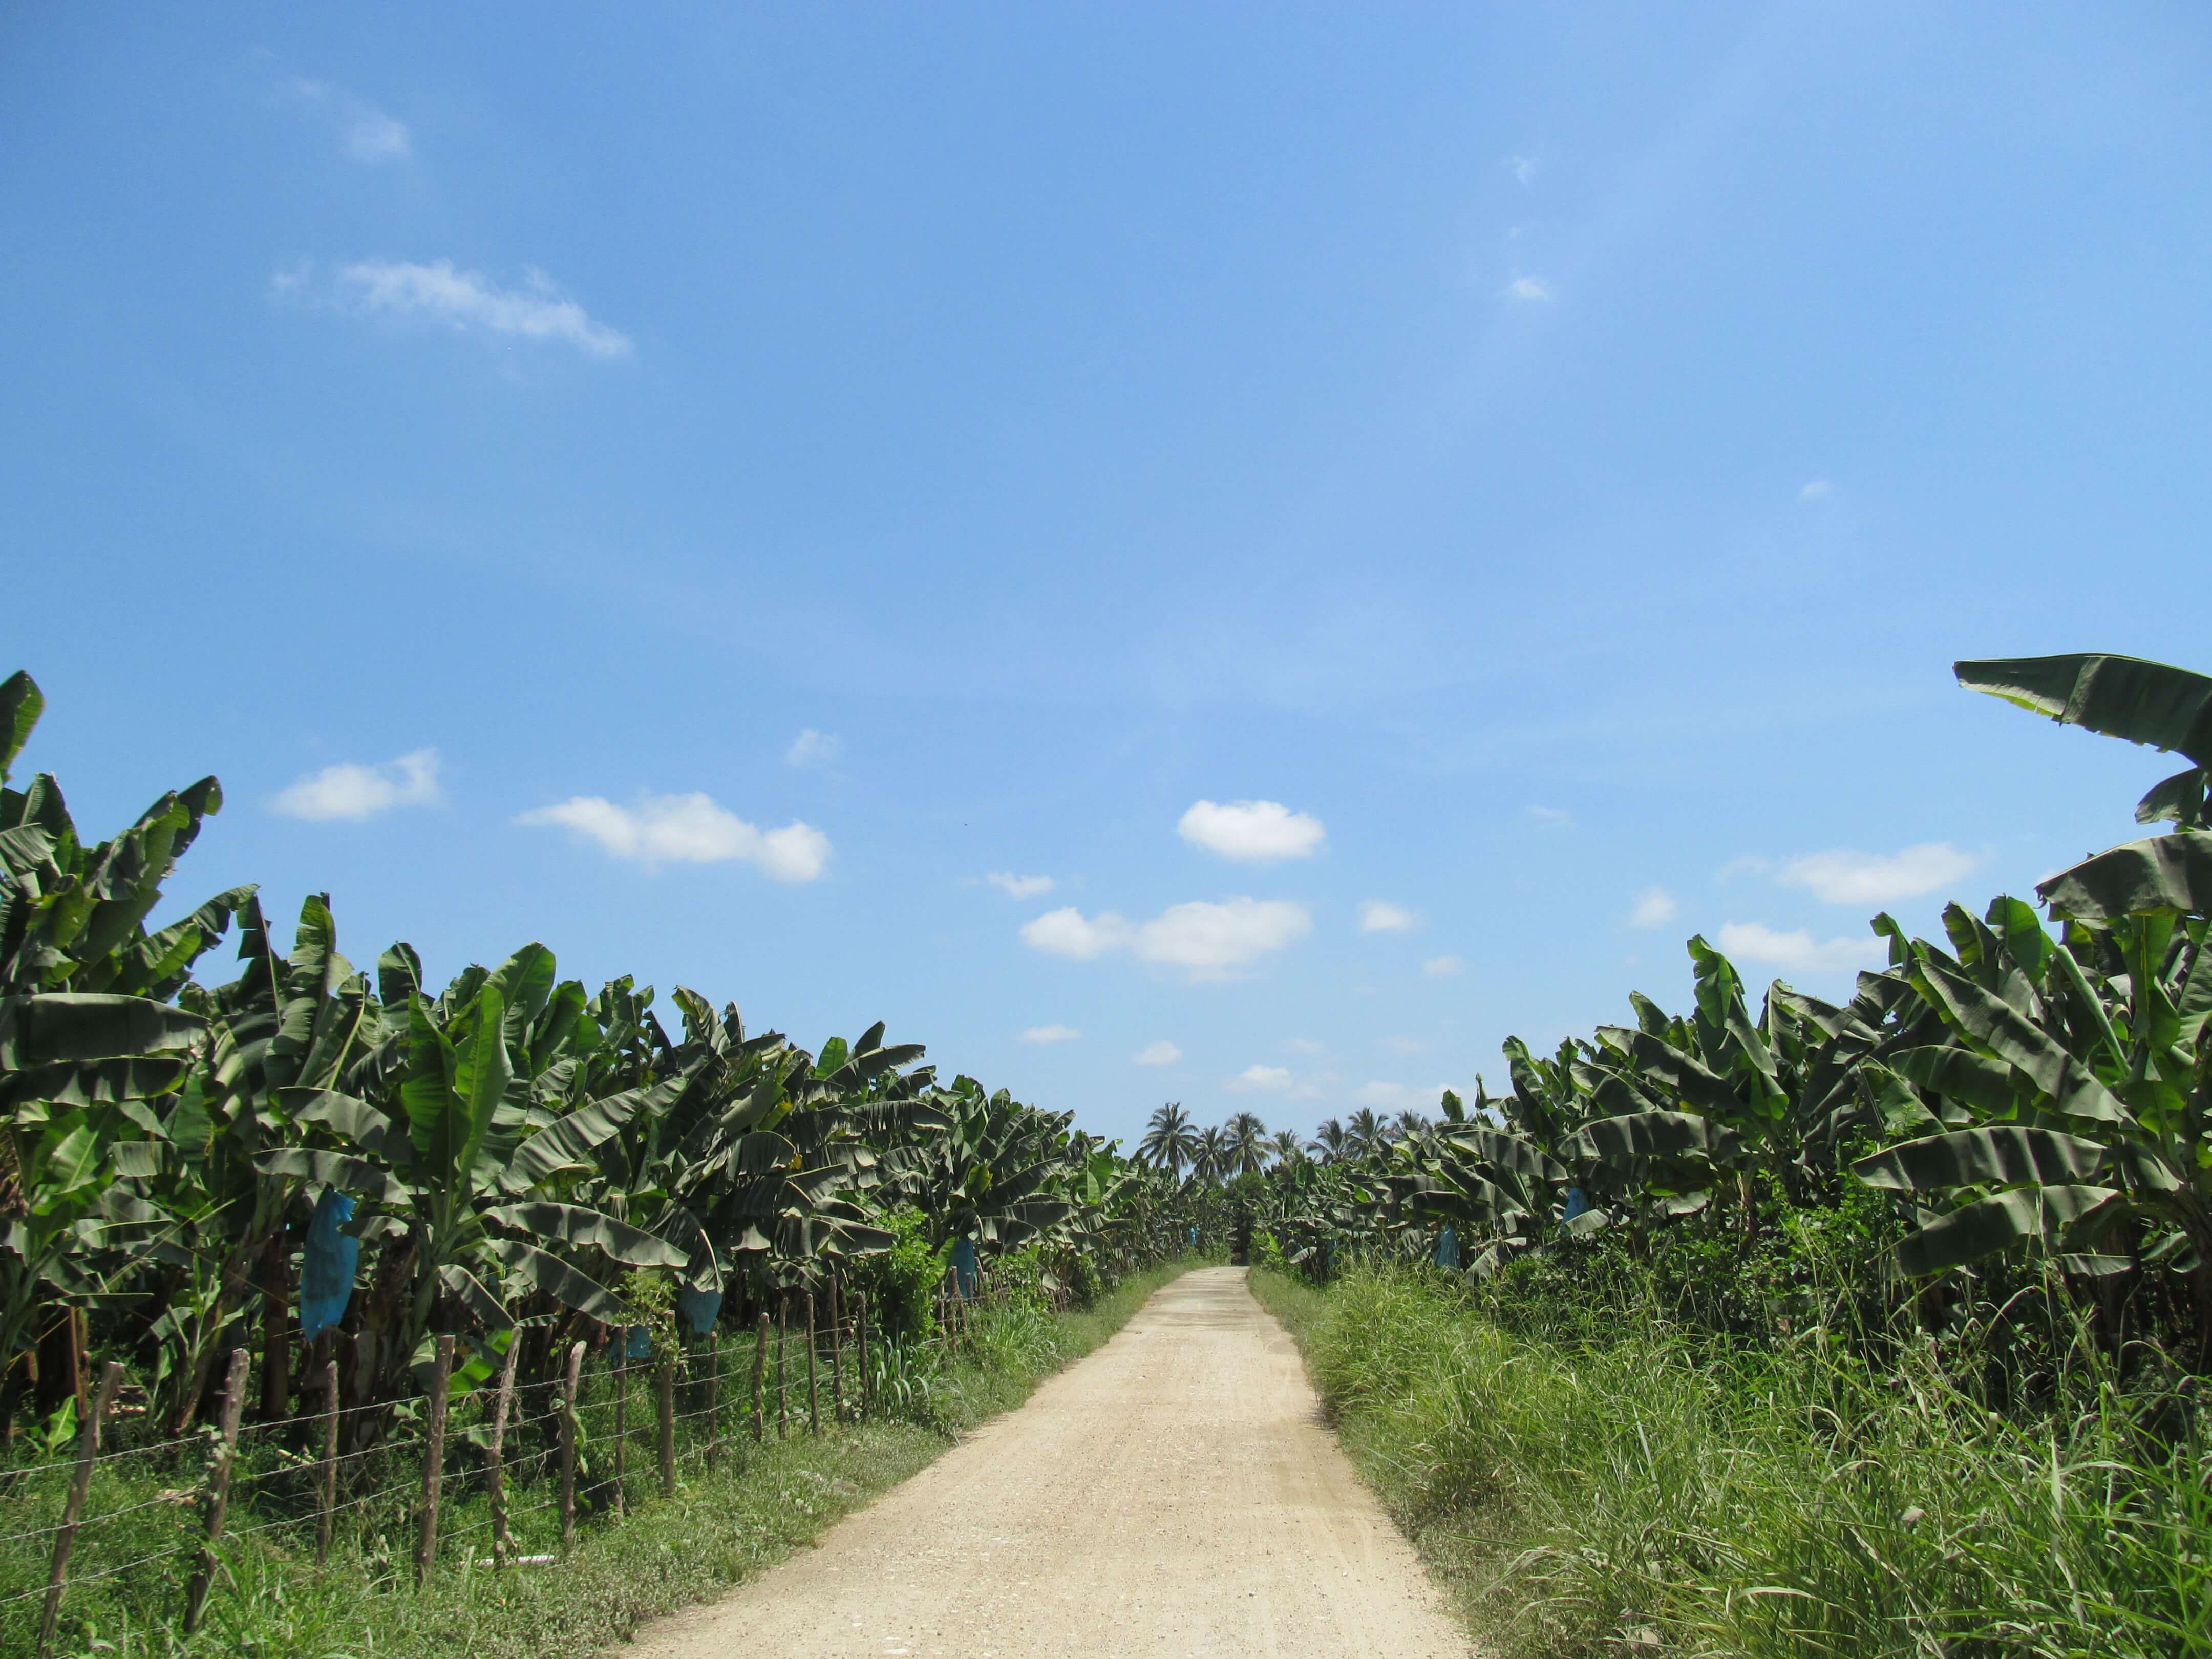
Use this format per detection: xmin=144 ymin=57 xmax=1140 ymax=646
xmin=414 ymin=1334 xmax=455 ymax=1587
xmin=183 ymin=1347 xmax=250 ymax=1633
xmin=315 ymin=1359 xmax=338 ymax=1566
xmin=558 ymin=1339 xmax=584 ymax=1548
xmin=776 ymin=1294 xmax=788 ymax=1440
xmin=804 ymin=1290 xmax=819 ymax=1435
xmin=37 ymin=1360 xmax=121 ymax=1659
xmin=486 ymin=1335 xmax=520 ymax=1568
xmin=828 ymin=1277 xmax=845 ymax=1423
xmin=751 ymin=1312 xmax=768 ymax=1443
xmin=705 ymin=1332 xmax=721 ymax=1474
xmin=855 ymin=1290 xmax=871 ymax=1417
xmin=612 ymin=1352 xmax=628 ymax=1516
xmin=657 ymin=1353 xmax=675 ymax=1499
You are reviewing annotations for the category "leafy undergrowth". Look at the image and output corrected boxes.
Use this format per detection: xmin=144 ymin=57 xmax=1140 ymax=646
xmin=1252 ymin=1265 xmax=2210 ymax=1659
xmin=16 ymin=1260 xmax=1202 ymax=1659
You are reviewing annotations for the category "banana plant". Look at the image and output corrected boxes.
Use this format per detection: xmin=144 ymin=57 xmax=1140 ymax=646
xmin=1956 ymin=652 xmax=2212 ymax=828
xmin=0 ymin=672 xmax=242 ymax=1413
xmin=263 ymin=948 xmax=681 ymax=1405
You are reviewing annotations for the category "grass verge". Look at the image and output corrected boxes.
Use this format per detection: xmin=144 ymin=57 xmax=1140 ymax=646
xmin=1251 ymin=1264 xmax=2209 ymax=1659
xmin=11 ymin=1258 xmax=1202 ymax=1659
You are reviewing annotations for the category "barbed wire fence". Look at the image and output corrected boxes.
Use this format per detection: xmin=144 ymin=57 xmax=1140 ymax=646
xmin=3 ymin=1273 xmax=1019 ymax=1657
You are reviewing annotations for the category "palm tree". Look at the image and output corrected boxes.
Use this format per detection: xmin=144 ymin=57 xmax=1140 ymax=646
xmin=1345 ymin=1108 xmax=1387 ymax=1162
xmin=1269 ymin=1128 xmax=1305 ymax=1167
xmin=1192 ymin=1125 xmax=1230 ymax=1185
xmin=1308 ymin=1118 xmax=1349 ymax=1164
xmin=1393 ymin=1109 xmax=1431 ymax=1142
xmin=1225 ymin=1112 xmax=1269 ymax=1177
xmin=1137 ymin=1101 xmax=1199 ymax=1179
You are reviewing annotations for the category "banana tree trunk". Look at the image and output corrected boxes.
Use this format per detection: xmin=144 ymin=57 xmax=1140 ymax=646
xmin=259 ymin=1232 xmax=290 ymax=1422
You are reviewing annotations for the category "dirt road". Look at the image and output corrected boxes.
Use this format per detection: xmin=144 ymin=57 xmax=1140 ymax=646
xmin=628 ymin=1266 xmax=1470 ymax=1658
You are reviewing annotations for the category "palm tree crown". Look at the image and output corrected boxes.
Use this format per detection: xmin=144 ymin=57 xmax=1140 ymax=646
xmin=1224 ymin=1111 xmax=1269 ymax=1177
xmin=1137 ymin=1101 xmax=1198 ymax=1179
xmin=1345 ymin=1108 xmax=1387 ymax=1161
xmin=1192 ymin=1124 xmax=1230 ymax=1184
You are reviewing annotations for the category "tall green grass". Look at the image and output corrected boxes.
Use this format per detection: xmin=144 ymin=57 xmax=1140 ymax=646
xmin=1254 ymin=1265 xmax=2210 ymax=1658
xmin=6 ymin=1259 xmax=1201 ymax=1659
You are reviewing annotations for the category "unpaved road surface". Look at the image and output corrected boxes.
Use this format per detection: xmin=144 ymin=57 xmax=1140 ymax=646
xmin=629 ymin=1266 xmax=1470 ymax=1658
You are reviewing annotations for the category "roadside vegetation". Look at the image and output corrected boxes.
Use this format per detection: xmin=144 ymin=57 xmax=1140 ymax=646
xmin=0 ymin=666 xmax=1217 ymax=1654
xmin=1224 ymin=652 xmax=2212 ymax=1656
xmin=8 ymin=1257 xmax=1198 ymax=1659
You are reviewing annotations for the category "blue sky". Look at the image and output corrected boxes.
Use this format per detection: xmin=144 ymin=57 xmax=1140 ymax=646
xmin=5 ymin=5 xmax=2208 ymax=1148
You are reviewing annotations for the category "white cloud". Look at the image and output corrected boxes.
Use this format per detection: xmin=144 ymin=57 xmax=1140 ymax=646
xmin=1507 ymin=153 xmax=1538 ymax=186
xmin=1177 ymin=799 xmax=1326 ymax=863
xmin=785 ymin=729 xmax=839 ymax=769
xmin=1381 ymin=1035 xmax=1428 ymax=1056
xmin=1359 ymin=900 xmax=1421 ymax=934
xmin=1799 ymin=479 xmax=1833 ymax=502
xmin=1526 ymin=804 xmax=1573 ymax=828
xmin=986 ymin=871 xmax=1055 ymax=900
xmin=519 ymin=792 xmax=829 ymax=881
xmin=1777 ymin=843 xmax=1980 ymax=905
xmin=1133 ymin=1040 xmax=1182 ymax=1067
xmin=283 ymin=77 xmax=411 ymax=163
xmin=1019 ymin=1024 xmax=1081 ymax=1045
xmin=1018 ymin=908 xmax=1121 ymax=960
xmin=1506 ymin=276 xmax=1554 ymax=302
xmin=1717 ymin=922 xmax=1885 ymax=974
xmin=272 ymin=749 xmax=441 ymax=822
xmin=1287 ymin=1038 xmax=1326 ymax=1055
xmin=1629 ymin=886 xmax=1679 ymax=928
xmin=1356 ymin=1081 xmax=1411 ymax=1108
xmin=1018 ymin=897 xmax=1312 ymax=978
xmin=1422 ymin=955 xmax=1466 ymax=978
xmin=285 ymin=260 xmax=634 ymax=358
xmin=1228 ymin=1065 xmax=1294 ymax=1093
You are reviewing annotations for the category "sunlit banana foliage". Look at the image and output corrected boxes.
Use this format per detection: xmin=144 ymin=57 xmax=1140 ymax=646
xmin=0 ymin=670 xmax=1176 ymax=1438
xmin=1258 ymin=651 xmax=2212 ymax=1368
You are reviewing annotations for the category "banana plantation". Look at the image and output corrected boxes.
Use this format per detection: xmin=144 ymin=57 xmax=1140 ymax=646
xmin=1188 ymin=654 xmax=2212 ymax=1380
xmin=0 ymin=664 xmax=1201 ymax=1455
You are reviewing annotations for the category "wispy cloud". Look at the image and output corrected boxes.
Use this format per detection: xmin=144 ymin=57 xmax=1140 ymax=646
xmin=1507 ymin=153 xmax=1538 ymax=187
xmin=1629 ymin=886 xmax=1679 ymax=928
xmin=1019 ymin=1024 xmax=1080 ymax=1045
xmin=1019 ymin=897 xmax=1312 ymax=979
xmin=1526 ymin=804 xmax=1573 ymax=829
xmin=1178 ymin=799 xmax=1326 ymax=862
xmin=281 ymin=76 xmax=410 ymax=163
xmin=1228 ymin=1065 xmax=1294 ymax=1093
xmin=276 ymin=260 xmax=634 ymax=359
xmin=1287 ymin=1038 xmax=1327 ymax=1055
xmin=1506 ymin=276 xmax=1554 ymax=302
xmin=1359 ymin=900 xmax=1421 ymax=934
xmin=1799 ymin=479 xmax=1833 ymax=502
xmin=1777 ymin=843 xmax=1980 ymax=905
xmin=1133 ymin=1040 xmax=1181 ymax=1066
xmin=272 ymin=749 xmax=441 ymax=822
xmin=1422 ymin=955 xmax=1466 ymax=978
xmin=784 ymin=729 xmax=839 ymax=768
xmin=986 ymin=871 xmax=1055 ymax=900
xmin=1381 ymin=1035 xmax=1428 ymax=1056
xmin=519 ymin=793 xmax=828 ymax=880
xmin=1717 ymin=921 xmax=1884 ymax=974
